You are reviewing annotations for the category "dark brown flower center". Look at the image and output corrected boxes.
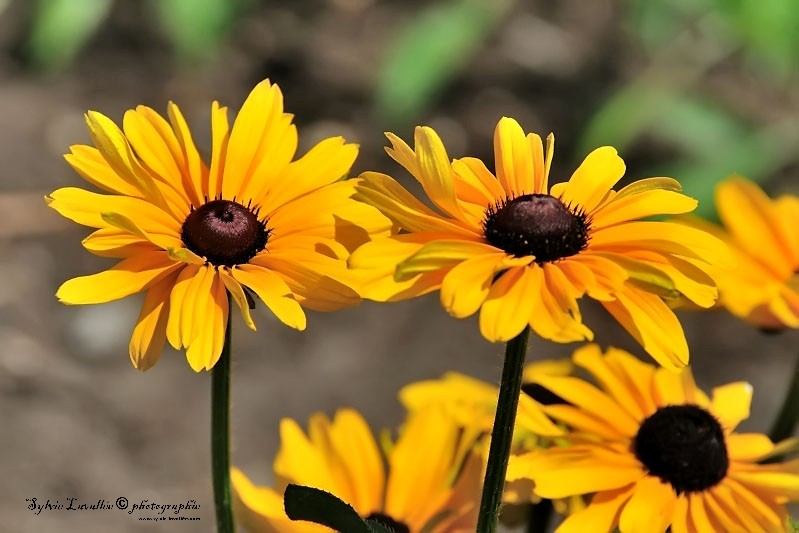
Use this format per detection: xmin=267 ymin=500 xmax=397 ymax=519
xmin=483 ymin=194 xmax=589 ymax=262
xmin=365 ymin=512 xmax=410 ymax=533
xmin=180 ymin=199 xmax=269 ymax=267
xmin=633 ymin=404 xmax=728 ymax=494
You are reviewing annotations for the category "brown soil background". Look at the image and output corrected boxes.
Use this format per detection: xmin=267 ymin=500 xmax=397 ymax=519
xmin=0 ymin=1 xmax=797 ymax=531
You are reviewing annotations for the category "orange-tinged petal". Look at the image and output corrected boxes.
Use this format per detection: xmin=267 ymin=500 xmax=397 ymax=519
xmin=556 ymin=146 xmax=625 ymax=213
xmin=232 ymin=264 xmax=306 ymax=330
xmin=618 ymin=477 xmax=677 ymax=533
xmin=451 ymin=156 xmax=504 ymax=206
xmin=493 ymin=117 xmax=535 ymax=197
xmin=572 ymin=344 xmax=647 ymax=422
xmin=717 ymin=177 xmax=794 ymax=278
xmin=479 ymin=265 xmax=537 ymax=342
xmin=602 ymin=285 xmax=689 ymax=370
xmin=56 ymin=250 xmax=180 ymax=304
xmin=260 ymin=136 xmax=358 ymax=214
xmin=129 ymin=272 xmax=176 ymax=371
xmin=122 ymin=107 xmax=184 ymax=195
xmin=166 ymin=102 xmax=205 ymax=207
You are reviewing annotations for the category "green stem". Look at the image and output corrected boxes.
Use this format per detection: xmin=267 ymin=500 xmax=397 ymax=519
xmin=212 ymin=302 xmax=234 ymax=533
xmin=769 ymin=354 xmax=799 ymax=443
xmin=476 ymin=326 xmax=530 ymax=533
xmin=526 ymin=499 xmax=554 ymax=533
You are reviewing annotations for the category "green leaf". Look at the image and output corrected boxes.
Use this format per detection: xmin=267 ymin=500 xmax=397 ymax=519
xmin=283 ymin=484 xmax=372 ymax=533
xmin=154 ymin=0 xmax=238 ymax=62
xmin=374 ymin=0 xmax=509 ymax=126
xmin=26 ymin=0 xmax=113 ymax=71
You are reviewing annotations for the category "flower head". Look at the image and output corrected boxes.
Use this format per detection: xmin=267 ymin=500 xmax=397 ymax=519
xmin=685 ymin=176 xmax=799 ymax=330
xmin=507 ymin=344 xmax=799 ymax=532
xmin=48 ymin=80 xmax=391 ymax=371
xmin=349 ymin=117 xmax=728 ymax=369
xmin=232 ymin=407 xmax=482 ymax=533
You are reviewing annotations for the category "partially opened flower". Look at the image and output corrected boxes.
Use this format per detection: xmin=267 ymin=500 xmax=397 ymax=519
xmin=47 ymin=80 xmax=391 ymax=371
xmin=399 ymin=358 xmax=571 ymax=445
xmin=349 ymin=117 xmax=728 ymax=369
xmin=507 ymin=344 xmax=799 ymax=532
xmin=232 ymin=407 xmax=483 ymax=533
xmin=683 ymin=176 xmax=799 ymax=330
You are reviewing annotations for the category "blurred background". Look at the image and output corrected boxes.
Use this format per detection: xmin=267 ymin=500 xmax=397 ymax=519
xmin=1 ymin=0 xmax=797 ymax=531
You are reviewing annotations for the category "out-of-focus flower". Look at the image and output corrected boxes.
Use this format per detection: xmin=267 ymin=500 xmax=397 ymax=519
xmin=349 ymin=117 xmax=728 ymax=369
xmin=47 ymin=80 xmax=391 ymax=371
xmin=685 ymin=176 xmax=799 ymax=330
xmin=508 ymin=344 xmax=799 ymax=532
xmin=232 ymin=407 xmax=482 ymax=533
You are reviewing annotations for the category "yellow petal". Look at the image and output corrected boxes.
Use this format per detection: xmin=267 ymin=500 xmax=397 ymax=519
xmin=717 ymin=177 xmax=794 ymax=278
xmin=558 ymin=146 xmax=625 ymax=213
xmin=232 ymin=264 xmax=306 ymax=330
xmin=166 ymin=102 xmax=206 ymax=207
xmin=101 ymin=211 xmax=182 ymax=252
xmin=557 ymin=485 xmax=634 ymax=533
xmin=129 ymin=272 xmax=176 ymax=371
xmin=602 ymin=285 xmax=689 ymax=370
xmin=64 ymin=144 xmax=141 ymax=197
xmin=479 ymin=266 xmax=538 ymax=342
xmin=451 ymin=156 xmax=504 ymax=205
xmin=493 ymin=117 xmax=535 ymax=197
xmin=207 ymin=101 xmax=230 ymax=199
xmin=259 ymin=136 xmax=358 ymax=214
xmin=396 ymin=240 xmax=502 ymax=281
xmin=572 ymin=344 xmax=647 ymax=422
xmin=231 ymin=468 xmax=319 ymax=533
xmin=727 ymin=433 xmax=775 ymax=462
xmin=710 ymin=381 xmax=752 ymax=431
xmin=440 ymin=252 xmax=508 ymax=318
xmin=413 ymin=126 xmax=466 ymax=222
xmin=184 ymin=267 xmax=228 ymax=371
xmin=618 ymin=477 xmax=677 ymax=533
xmin=592 ymin=189 xmax=698 ymax=230
xmin=122 ymin=107 xmax=184 ymax=196
xmin=82 ymin=227 xmax=155 ymax=258
xmin=56 ymin=251 xmax=180 ymax=304
xmin=219 ymin=268 xmax=256 ymax=331
xmin=165 ymin=263 xmax=200 ymax=349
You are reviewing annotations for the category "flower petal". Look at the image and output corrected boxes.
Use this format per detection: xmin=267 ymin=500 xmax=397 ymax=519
xmin=493 ymin=117 xmax=535 ymax=197
xmin=396 ymin=240 xmax=506 ymax=281
xmin=64 ymin=144 xmax=141 ymax=197
xmin=557 ymin=485 xmax=633 ymax=533
xmin=56 ymin=251 xmax=180 ymax=304
xmin=184 ymin=267 xmax=228 ymax=371
xmin=602 ymin=285 xmax=689 ymax=370
xmin=557 ymin=146 xmax=625 ymax=213
xmin=232 ymin=264 xmax=306 ymax=330
xmin=710 ymin=381 xmax=752 ymax=431
xmin=440 ymin=252 xmax=508 ymax=318
xmin=129 ymin=271 xmax=176 ymax=371
xmin=207 ymin=101 xmax=230 ymax=199
xmin=618 ymin=476 xmax=677 ymax=533
xmin=218 ymin=268 xmax=256 ymax=331
xmin=479 ymin=265 xmax=538 ymax=342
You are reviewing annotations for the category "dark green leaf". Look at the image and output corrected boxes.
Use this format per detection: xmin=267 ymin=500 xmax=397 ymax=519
xmin=283 ymin=484 xmax=372 ymax=533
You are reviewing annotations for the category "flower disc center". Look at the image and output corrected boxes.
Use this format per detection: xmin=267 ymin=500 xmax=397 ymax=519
xmin=365 ymin=512 xmax=410 ymax=533
xmin=633 ymin=404 xmax=728 ymax=494
xmin=483 ymin=194 xmax=589 ymax=262
xmin=180 ymin=199 xmax=269 ymax=267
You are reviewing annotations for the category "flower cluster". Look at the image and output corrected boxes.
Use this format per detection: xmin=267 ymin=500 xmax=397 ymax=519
xmin=50 ymin=80 xmax=799 ymax=533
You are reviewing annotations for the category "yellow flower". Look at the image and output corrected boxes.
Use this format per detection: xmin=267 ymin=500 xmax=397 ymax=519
xmin=47 ymin=80 xmax=391 ymax=371
xmin=686 ymin=177 xmax=799 ymax=330
xmin=349 ymin=117 xmax=727 ymax=369
xmin=232 ymin=407 xmax=482 ymax=533
xmin=507 ymin=344 xmax=799 ymax=533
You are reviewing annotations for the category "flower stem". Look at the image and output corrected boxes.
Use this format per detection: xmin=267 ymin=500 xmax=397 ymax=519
xmin=212 ymin=302 xmax=234 ymax=533
xmin=769 ymin=354 xmax=799 ymax=442
xmin=477 ymin=326 xmax=530 ymax=533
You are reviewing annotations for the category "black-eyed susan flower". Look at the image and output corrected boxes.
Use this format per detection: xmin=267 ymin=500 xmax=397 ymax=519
xmin=348 ymin=117 xmax=727 ymax=370
xmin=507 ymin=344 xmax=799 ymax=533
xmin=47 ymin=80 xmax=391 ymax=371
xmin=685 ymin=176 xmax=799 ymax=330
xmin=231 ymin=407 xmax=482 ymax=533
